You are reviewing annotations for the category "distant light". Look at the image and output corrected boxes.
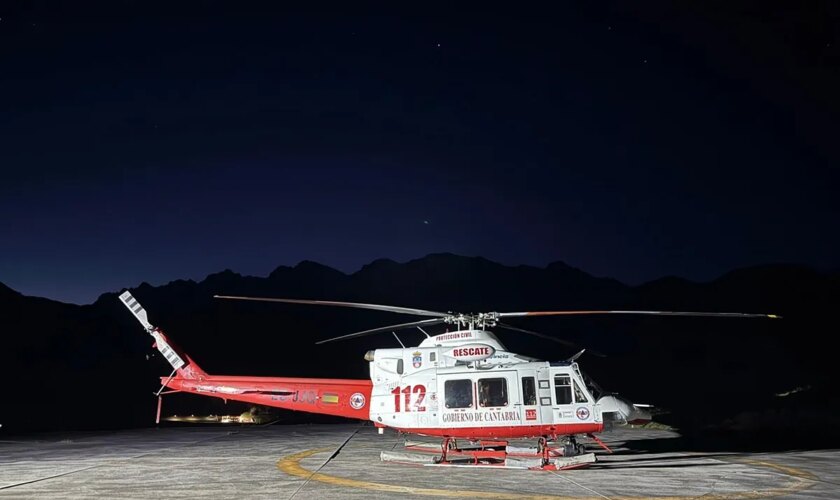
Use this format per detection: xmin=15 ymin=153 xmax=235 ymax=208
xmin=775 ymin=385 xmax=810 ymax=397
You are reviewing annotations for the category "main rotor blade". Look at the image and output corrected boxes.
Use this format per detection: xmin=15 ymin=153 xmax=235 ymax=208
xmin=315 ymin=318 xmax=447 ymax=345
xmin=496 ymin=322 xmax=606 ymax=357
xmin=498 ymin=310 xmax=781 ymax=319
xmin=495 ymin=322 xmax=577 ymax=347
xmin=214 ymin=295 xmax=449 ymax=318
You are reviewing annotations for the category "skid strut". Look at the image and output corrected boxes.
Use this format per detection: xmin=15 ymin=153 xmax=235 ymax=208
xmin=435 ymin=437 xmax=451 ymax=463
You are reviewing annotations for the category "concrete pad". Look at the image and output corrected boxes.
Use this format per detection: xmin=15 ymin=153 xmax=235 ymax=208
xmin=0 ymin=424 xmax=836 ymax=499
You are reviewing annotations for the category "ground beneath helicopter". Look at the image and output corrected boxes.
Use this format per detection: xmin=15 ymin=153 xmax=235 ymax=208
xmin=0 ymin=424 xmax=837 ymax=499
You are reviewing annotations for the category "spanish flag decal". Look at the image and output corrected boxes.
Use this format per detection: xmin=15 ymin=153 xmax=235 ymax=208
xmin=322 ymin=393 xmax=339 ymax=404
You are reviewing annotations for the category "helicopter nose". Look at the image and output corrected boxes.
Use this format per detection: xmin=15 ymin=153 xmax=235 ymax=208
xmin=627 ymin=406 xmax=652 ymax=425
xmin=597 ymin=395 xmax=652 ymax=425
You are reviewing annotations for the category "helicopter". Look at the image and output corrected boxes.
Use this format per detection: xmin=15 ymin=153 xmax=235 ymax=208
xmin=118 ymin=291 xmax=777 ymax=470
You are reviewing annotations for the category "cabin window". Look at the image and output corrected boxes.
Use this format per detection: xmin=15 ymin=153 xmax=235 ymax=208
xmin=554 ymin=375 xmax=572 ymax=405
xmin=478 ymin=378 xmax=508 ymax=407
xmin=430 ymin=352 xmax=436 ymax=362
xmin=573 ymin=380 xmax=589 ymax=403
xmin=522 ymin=377 xmax=537 ymax=405
xmin=397 ymin=359 xmax=404 ymax=375
xmin=444 ymin=379 xmax=473 ymax=409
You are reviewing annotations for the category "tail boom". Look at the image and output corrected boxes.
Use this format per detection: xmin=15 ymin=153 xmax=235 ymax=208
xmin=120 ymin=290 xmax=373 ymax=420
xmin=164 ymin=375 xmax=373 ymax=419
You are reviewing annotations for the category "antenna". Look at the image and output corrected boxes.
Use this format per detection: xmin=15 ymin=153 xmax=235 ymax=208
xmin=392 ymin=332 xmax=406 ymax=348
xmin=416 ymin=326 xmax=431 ymax=338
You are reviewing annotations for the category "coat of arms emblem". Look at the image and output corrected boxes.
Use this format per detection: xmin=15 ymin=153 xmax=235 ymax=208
xmin=412 ymin=351 xmax=422 ymax=369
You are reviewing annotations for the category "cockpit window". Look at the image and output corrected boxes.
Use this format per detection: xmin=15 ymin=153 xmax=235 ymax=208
xmin=573 ymin=380 xmax=589 ymax=403
xmin=554 ymin=375 xmax=572 ymax=405
xmin=580 ymin=370 xmax=602 ymax=400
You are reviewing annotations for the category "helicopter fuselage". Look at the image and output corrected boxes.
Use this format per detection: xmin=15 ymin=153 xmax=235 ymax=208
xmin=367 ymin=329 xmax=603 ymax=439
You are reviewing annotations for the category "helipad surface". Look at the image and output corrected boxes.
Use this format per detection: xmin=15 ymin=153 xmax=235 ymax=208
xmin=0 ymin=424 xmax=837 ymax=499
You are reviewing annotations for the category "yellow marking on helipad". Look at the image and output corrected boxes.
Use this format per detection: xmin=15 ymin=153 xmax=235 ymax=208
xmin=737 ymin=458 xmax=818 ymax=481
xmin=276 ymin=448 xmax=815 ymax=499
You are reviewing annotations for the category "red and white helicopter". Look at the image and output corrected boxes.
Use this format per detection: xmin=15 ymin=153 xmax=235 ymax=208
xmin=119 ymin=291 xmax=777 ymax=469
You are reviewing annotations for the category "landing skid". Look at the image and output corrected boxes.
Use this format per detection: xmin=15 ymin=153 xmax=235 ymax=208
xmin=380 ymin=436 xmax=597 ymax=470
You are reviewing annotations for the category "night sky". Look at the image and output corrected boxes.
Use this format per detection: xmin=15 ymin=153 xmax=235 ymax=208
xmin=2 ymin=2 xmax=838 ymax=304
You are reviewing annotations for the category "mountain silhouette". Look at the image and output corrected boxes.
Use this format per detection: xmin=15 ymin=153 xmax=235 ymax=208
xmin=1 ymin=254 xmax=837 ymax=449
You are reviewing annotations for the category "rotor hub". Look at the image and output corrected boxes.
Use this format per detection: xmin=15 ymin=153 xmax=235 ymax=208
xmin=443 ymin=312 xmax=500 ymax=329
